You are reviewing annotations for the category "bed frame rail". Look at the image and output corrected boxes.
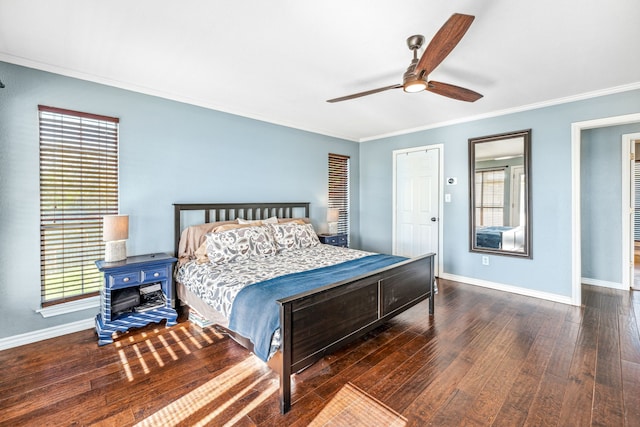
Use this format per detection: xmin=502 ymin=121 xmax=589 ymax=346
xmin=277 ymin=253 xmax=434 ymax=413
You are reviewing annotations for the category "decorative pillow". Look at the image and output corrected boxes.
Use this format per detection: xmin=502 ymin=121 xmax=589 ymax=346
xmin=192 ymin=224 xmax=252 ymax=264
xmin=205 ymin=226 xmax=276 ymax=264
xmin=266 ymin=222 xmax=320 ymax=251
xmin=177 ymin=220 xmax=238 ymax=265
xmin=237 ymin=216 xmax=278 ymax=225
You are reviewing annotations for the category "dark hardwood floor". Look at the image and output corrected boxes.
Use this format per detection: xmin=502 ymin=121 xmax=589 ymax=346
xmin=1 ymin=280 xmax=639 ymax=426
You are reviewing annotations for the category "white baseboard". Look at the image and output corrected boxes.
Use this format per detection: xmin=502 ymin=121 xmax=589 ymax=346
xmin=439 ymin=273 xmax=574 ymax=305
xmin=581 ymin=277 xmax=628 ymax=290
xmin=0 ymin=318 xmax=94 ymax=351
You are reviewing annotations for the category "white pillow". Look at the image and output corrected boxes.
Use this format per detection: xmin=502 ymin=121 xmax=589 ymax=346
xmin=237 ymin=216 xmax=278 ymax=225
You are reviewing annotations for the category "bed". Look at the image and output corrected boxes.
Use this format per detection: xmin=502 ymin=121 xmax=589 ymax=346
xmin=173 ymin=202 xmax=435 ymax=413
xmin=476 ymin=225 xmax=524 ymax=250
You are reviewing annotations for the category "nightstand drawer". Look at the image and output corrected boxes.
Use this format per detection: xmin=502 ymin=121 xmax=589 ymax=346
xmin=108 ymin=271 xmax=141 ymax=288
xmin=324 ymin=235 xmax=340 ymax=245
xmin=142 ymin=266 xmax=168 ymax=282
xmin=318 ymin=233 xmax=348 ymax=247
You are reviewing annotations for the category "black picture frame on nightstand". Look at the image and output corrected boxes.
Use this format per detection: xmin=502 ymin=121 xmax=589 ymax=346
xmin=318 ymin=233 xmax=348 ymax=247
xmin=94 ymin=253 xmax=178 ymax=345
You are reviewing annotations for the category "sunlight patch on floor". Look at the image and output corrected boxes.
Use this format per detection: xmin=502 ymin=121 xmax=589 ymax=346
xmin=169 ymin=330 xmax=191 ymax=354
xmin=117 ymin=349 xmax=134 ymax=381
xmin=157 ymin=334 xmax=178 ymax=360
xmin=180 ymin=325 xmax=204 ymax=349
xmin=144 ymin=339 xmax=165 ymax=367
xmin=192 ymin=373 xmax=277 ymax=426
xmin=114 ymin=325 xmax=226 ymax=382
xmin=309 ymin=383 xmax=407 ymax=427
xmin=133 ymin=356 xmax=273 ymax=426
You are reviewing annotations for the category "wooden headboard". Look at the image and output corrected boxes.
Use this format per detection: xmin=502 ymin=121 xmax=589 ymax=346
xmin=173 ymin=202 xmax=310 ymax=256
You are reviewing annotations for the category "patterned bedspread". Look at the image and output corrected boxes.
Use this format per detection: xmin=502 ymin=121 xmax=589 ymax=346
xmin=176 ymin=244 xmax=373 ymax=320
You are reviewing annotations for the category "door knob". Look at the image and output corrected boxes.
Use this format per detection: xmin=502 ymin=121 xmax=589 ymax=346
xmin=431 ymin=217 xmax=437 ymax=222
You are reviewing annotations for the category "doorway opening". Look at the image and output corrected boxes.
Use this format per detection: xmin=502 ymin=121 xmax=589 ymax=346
xmin=572 ymin=113 xmax=640 ymax=305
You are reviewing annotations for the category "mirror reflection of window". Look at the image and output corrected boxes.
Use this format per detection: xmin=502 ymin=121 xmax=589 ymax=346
xmin=475 ymin=168 xmax=505 ymax=226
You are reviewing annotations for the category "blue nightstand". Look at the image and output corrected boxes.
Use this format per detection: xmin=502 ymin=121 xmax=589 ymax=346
xmin=95 ymin=253 xmax=178 ymax=345
xmin=318 ymin=233 xmax=348 ymax=247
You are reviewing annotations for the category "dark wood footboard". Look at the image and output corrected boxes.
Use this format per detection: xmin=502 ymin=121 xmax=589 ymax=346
xmin=277 ymin=253 xmax=434 ymax=413
xmin=173 ymin=202 xmax=435 ymax=414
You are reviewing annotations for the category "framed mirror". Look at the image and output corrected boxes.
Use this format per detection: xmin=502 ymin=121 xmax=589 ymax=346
xmin=469 ymin=129 xmax=531 ymax=258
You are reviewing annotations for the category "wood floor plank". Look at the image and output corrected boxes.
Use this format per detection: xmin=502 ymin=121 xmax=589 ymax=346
xmin=557 ymin=305 xmax=599 ymax=426
xmin=621 ymin=359 xmax=640 ymax=427
xmin=620 ymin=311 xmax=640 ymax=364
xmin=523 ymin=371 xmax=567 ymax=426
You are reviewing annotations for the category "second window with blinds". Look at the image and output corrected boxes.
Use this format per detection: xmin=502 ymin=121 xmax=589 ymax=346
xmin=327 ymin=153 xmax=350 ymax=245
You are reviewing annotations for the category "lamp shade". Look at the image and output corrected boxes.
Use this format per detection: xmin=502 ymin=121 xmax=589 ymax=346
xmin=327 ymin=208 xmax=340 ymax=223
xmin=103 ymin=215 xmax=129 ymax=242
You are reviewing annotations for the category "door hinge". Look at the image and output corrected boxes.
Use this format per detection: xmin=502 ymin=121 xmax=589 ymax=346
xmin=631 ymin=152 xmax=636 ymax=161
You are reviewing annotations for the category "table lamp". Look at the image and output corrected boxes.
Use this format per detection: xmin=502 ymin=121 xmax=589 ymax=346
xmin=103 ymin=214 xmax=129 ymax=262
xmin=327 ymin=208 xmax=340 ymax=235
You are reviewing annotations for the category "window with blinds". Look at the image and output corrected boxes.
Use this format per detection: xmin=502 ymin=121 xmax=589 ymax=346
xmin=328 ymin=153 xmax=350 ymax=236
xmin=475 ymin=168 xmax=505 ymax=227
xmin=39 ymin=105 xmax=119 ymax=307
xmin=635 ymin=161 xmax=640 ymax=241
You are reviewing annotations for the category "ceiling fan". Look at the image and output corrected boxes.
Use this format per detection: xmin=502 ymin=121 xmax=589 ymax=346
xmin=327 ymin=13 xmax=483 ymax=103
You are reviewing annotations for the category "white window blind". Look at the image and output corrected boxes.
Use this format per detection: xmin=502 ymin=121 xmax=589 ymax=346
xmin=635 ymin=161 xmax=640 ymax=241
xmin=328 ymin=153 xmax=350 ymax=236
xmin=475 ymin=168 xmax=505 ymax=227
xmin=39 ymin=105 xmax=119 ymax=306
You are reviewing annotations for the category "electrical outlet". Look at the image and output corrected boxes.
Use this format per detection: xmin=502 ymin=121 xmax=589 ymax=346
xmin=482 ymin=256 xmax=489 ymax=266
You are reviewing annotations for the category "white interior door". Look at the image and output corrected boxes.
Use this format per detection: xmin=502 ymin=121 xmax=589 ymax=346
xmin=394 ymin=147 xmax=440 ymax=275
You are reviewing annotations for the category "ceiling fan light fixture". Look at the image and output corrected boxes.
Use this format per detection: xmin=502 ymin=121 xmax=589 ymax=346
xmin=403 ymin=79 xmax=427 ymax=93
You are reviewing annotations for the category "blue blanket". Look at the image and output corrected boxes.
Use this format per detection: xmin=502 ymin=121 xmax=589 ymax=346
xmin=228 ymin=253 xmax=407 ymax=361
xmin=476 ymin=226 xmax=512 ymax=249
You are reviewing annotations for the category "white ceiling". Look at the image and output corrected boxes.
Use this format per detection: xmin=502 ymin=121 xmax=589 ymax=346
xmin=1 ymin=0 xmax=639 ymax=142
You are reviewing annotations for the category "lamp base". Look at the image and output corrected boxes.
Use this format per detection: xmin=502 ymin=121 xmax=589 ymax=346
xmin=105 ymin=240 xmax=127 ymax=262
xmin=328 ymin=222 xmax=338 ymax=235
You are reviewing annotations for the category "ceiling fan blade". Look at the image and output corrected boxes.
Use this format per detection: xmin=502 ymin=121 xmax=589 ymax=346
xmin=326 ymin=84 xmax=403 ymax=103
xmin=416 ymin=13 xmax=475 ymax=76
xmin=427 ymin=80 xmax=483 ymax=102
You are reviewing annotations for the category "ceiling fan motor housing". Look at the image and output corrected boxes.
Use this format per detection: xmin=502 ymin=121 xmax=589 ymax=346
xmin=406 ymin=34 xmax=425 ymax=51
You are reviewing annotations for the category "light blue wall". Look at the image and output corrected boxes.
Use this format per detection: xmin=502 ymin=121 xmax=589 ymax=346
xmin=0 ymin=61 xmax=360 ymax=338
xmin=581 ymin=124 xmax=640 ymax=283
xmin=2 ymin=58 xmax=640 ymax=341
xmin=359 ymin=89 xmax=640 ymax=298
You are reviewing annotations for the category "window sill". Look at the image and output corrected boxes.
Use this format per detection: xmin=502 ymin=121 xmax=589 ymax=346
xmin=36 ymin=296 xmax=100 ymax=318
